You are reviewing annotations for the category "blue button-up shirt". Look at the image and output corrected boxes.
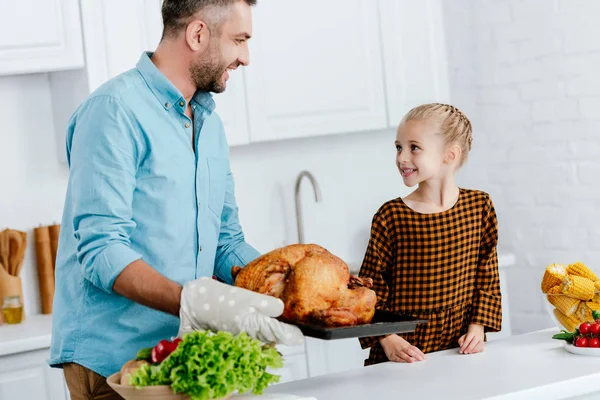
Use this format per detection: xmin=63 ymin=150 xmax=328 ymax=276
xmin=49 ymin=52 xmax=260 ymax=377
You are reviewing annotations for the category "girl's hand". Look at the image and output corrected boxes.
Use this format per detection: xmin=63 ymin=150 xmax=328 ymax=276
xmin=380 ymin=334 xmax=425 ymax=363
xmin=458 ymin=324 xmax=485 ymax=354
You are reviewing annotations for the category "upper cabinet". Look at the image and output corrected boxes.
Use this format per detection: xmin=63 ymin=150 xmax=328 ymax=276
xmin=378 ymin=0 xmax=450 ymax=127
xmin=50 ymin=0 xmax=250 ymax=155
xmin=0 ymin=0 xmax=84 ymax=75
xmin=213 ymin=71 xmax=251 ymax=147
xmin=244 ymin=0 xmax=388 ymax=143
xmin=78 ymin=0 xmax=163 ymax=92
xmin=47 ymin=0 xmax=449 ymax=161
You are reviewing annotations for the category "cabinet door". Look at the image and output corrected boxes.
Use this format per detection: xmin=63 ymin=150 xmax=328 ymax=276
xmin=0 ymin=0 xmax=84 ymax=75
xmin=213 ymin=70 xmax=251 ymax=146
xmin=271 ymin=342 xmax=308 ymax=384
xmin=305 ymin=338 xmax=368 ymax=377
xmin=379 ymin=0 xmax=450 ymax=127
xmin=0 ymin=349 xmax=67 ymax=400
xmin=244 ymin=0 xmax=387 ymax=143
xmin=80 ymin=0 xmax=163 ymax=92
xmin=79 ymin=0 xmax=250 ymax=146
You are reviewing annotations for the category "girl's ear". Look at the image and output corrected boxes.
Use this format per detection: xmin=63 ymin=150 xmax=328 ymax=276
xmin=445 ymin=144 xmax=462 ymax=165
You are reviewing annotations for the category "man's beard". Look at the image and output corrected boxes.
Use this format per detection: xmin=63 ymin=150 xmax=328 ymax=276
xmin=190 ymin=43 xmax=228 ymax=94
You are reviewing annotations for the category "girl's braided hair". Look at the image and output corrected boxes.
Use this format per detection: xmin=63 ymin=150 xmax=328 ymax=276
xmin=401 ymin=103 xmax=473 ymax=166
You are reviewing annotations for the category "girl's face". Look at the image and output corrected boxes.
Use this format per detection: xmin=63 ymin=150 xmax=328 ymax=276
xmin=395 ymin=120 xmax=449 ymax=187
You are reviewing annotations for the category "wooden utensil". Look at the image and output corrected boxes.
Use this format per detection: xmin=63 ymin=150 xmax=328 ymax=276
xmin=34 ymin=226 xmax=55 ymax=314
xmin=48 ymin=224 xmax=60 ymax=270
xmin=0 ymin=230 xmax=9 ymax=275
xmin=7 ymin=230 xmax=27 ymax=277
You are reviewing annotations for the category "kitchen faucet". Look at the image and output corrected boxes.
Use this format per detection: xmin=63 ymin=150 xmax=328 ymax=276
xmin=294 ymin=170 xmax=322 ymax=244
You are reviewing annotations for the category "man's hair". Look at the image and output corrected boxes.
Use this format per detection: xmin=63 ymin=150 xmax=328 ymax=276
xmin=161 ymin=0 xmax=256 ymax=39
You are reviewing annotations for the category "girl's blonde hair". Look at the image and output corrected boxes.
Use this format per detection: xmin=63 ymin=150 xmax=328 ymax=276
xmin=401 ymin=103 xmax=473 ymax=166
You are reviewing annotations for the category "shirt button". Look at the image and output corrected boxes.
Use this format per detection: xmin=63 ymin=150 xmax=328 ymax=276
xmin=165 ymin=102 xmax=170 ymax=108
xmin=199 ymin=246 xmax=203 ymax=252
xmin=185 ymin=122 xmax=190 ymax=128
xmin=179 ymin=101 xmax=185 ymax=107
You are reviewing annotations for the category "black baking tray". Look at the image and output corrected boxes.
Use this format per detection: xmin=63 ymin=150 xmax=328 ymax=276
xmin=288 ymin=310 xmax=428 ymax=340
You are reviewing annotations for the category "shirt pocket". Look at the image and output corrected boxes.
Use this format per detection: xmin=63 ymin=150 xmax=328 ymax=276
xmin=207 ymin=157 xmax=229 ymax=218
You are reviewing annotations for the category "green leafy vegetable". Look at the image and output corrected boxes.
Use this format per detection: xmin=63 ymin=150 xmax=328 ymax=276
xmin=552 ymin=329 xmax=577 ymax=343
xmin=593 ymin=310 xmax=600 ymax=321
xmin=136 ymin=347 xmax=153 ymax=361
xmin=129 ymin=331 xmax=283 ymax=400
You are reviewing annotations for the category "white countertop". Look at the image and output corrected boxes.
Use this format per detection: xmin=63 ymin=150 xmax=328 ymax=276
xmin=0 ymin=314 xmax=52 ymax=356
xmin=265 ymin=328 xmax=600 ymax=400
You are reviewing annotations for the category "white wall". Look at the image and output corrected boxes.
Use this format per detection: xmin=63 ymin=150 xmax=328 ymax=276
xmin=0 ymin=72 xmax=409 ymax=317
xmin=0 ymin=73 xmax=69 ymax=316
xmin=444 ymin=0 xmax=600 ymax=333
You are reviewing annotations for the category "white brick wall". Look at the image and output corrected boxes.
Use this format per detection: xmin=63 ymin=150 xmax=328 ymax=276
xmin=444 ymin=0 xmax=600 ymax=334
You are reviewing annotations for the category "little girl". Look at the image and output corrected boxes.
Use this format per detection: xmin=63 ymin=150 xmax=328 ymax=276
xmin=358 ymin=103 xmax=502 ymax=365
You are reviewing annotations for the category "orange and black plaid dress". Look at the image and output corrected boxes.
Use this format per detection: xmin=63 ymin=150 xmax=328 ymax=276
xmin=358 ymin=188 xmax=502 ymax=366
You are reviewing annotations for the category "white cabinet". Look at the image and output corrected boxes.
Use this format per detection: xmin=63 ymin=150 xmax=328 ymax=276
xmin=47 ymin=0 xmax=450 ymax=156
xmin=78 ymin=0 xmax=163 ymax=92
xmin=213 ymin=71 xmax=251 ymax=147
xmin=244 ymin=0 xmax=387 ymax=143
xmin=0 ymin=0 xmax=84 ymax=75
xmin=50 ymin=0 xmax=250 ymax=158
xmin=378 ymin=0 xmax=450 ymax=127
xmin=0 ymin=349 xmax=68 ymax=400
xmin=272 ymin=343 xmax=309 ymax=385
xmin=305 ymin=338 xmax=368 ymax=377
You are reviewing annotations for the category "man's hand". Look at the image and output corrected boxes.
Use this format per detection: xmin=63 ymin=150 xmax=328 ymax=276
xmin=458 ymin=324 xmax=485 ymax=354
xmin=179 ymin=277 xmax=305 ymax=346
xmin=379 ymin=334 xmax=425 ymax=363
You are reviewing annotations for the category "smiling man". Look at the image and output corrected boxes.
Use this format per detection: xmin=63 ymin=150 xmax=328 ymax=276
xmin=49 ymin=1 xmax=304 ymax=399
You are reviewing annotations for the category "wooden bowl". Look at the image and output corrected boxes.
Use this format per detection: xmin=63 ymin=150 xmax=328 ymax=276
xmin=106 ymin=372 xmax=191 ymax=400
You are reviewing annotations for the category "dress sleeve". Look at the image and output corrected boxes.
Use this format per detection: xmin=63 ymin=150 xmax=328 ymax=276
xmin=358 ymin=210 xmax=394 ymax=349
xmin=470 ymin=195 xmax=503 ymax=333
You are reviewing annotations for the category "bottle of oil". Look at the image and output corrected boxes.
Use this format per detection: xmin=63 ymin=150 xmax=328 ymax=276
xmin=2 ymin=295 xmax=23 ymax=324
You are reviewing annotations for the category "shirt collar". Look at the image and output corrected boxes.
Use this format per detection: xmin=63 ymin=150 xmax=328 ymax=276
xmin=136 ymin=52 xmax=215 ymax=113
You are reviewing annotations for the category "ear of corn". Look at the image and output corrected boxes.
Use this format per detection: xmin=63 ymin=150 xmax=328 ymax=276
xmin=547 ymin=295 xmax=579 ymax=317
xmin=567 ymin=261 xmax=599 ymax=282
xmin=541 ymin=263 xmax=567 ymax=293
xmin=561 ymin=275 xmax=595 ymax=301
xmin=577 ymin=302 xmax=595 ymax=322
xmin=585 ymin=301 xmax=600 ymax=314
xmin=594 ymin=281 xmax=600 ymax=293
xmin=547 ymin=285 xmax=562 ymax=295
xmin=553 ymin=308 xmax=580 ymax=331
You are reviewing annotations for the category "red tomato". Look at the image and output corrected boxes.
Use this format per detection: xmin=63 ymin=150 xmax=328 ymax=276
xmin=151 ymin=339 xmax=177 ymax=363
xmin=579 ymin=322 xmax=592 ymax=335
xmin=575 ymin=336 xmax=589 ymax=348
xmin=173 ymin=338 xmax=183 ymax=347
xmin=589 ymin=337 xmax=600 ymax=348
xmin=590 ymin=323 xmax=600 ymax=335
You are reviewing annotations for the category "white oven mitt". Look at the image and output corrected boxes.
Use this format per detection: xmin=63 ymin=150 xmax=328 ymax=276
xmin=178 ymin=277 xmax=304 ymax=346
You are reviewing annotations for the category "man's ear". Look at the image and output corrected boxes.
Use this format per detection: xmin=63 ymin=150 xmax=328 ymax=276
xmin=185 ymin=19 xmax=211 ymax=51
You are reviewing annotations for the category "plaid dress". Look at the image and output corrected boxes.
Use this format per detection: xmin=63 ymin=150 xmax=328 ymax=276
xmin=358 ymin=188 xmax=502 ymax=366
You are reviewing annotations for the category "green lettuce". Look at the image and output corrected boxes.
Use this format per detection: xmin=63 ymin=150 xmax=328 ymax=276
xmin=129 ymin=330 xmax=283 ymax=400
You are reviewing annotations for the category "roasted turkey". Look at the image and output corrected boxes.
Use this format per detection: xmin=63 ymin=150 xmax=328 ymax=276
xmin=232 ymin=244 xmax=377 ymax=327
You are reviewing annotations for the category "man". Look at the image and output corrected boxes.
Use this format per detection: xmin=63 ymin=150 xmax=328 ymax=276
xmin=49 ymin=1 xmax=303 ymax=398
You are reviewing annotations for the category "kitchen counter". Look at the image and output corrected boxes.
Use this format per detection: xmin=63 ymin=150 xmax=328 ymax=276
xmin=265 ymin=328 xmax=600 ymax=400
xmin=0 ymin=314 xmax=52 ymax=356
